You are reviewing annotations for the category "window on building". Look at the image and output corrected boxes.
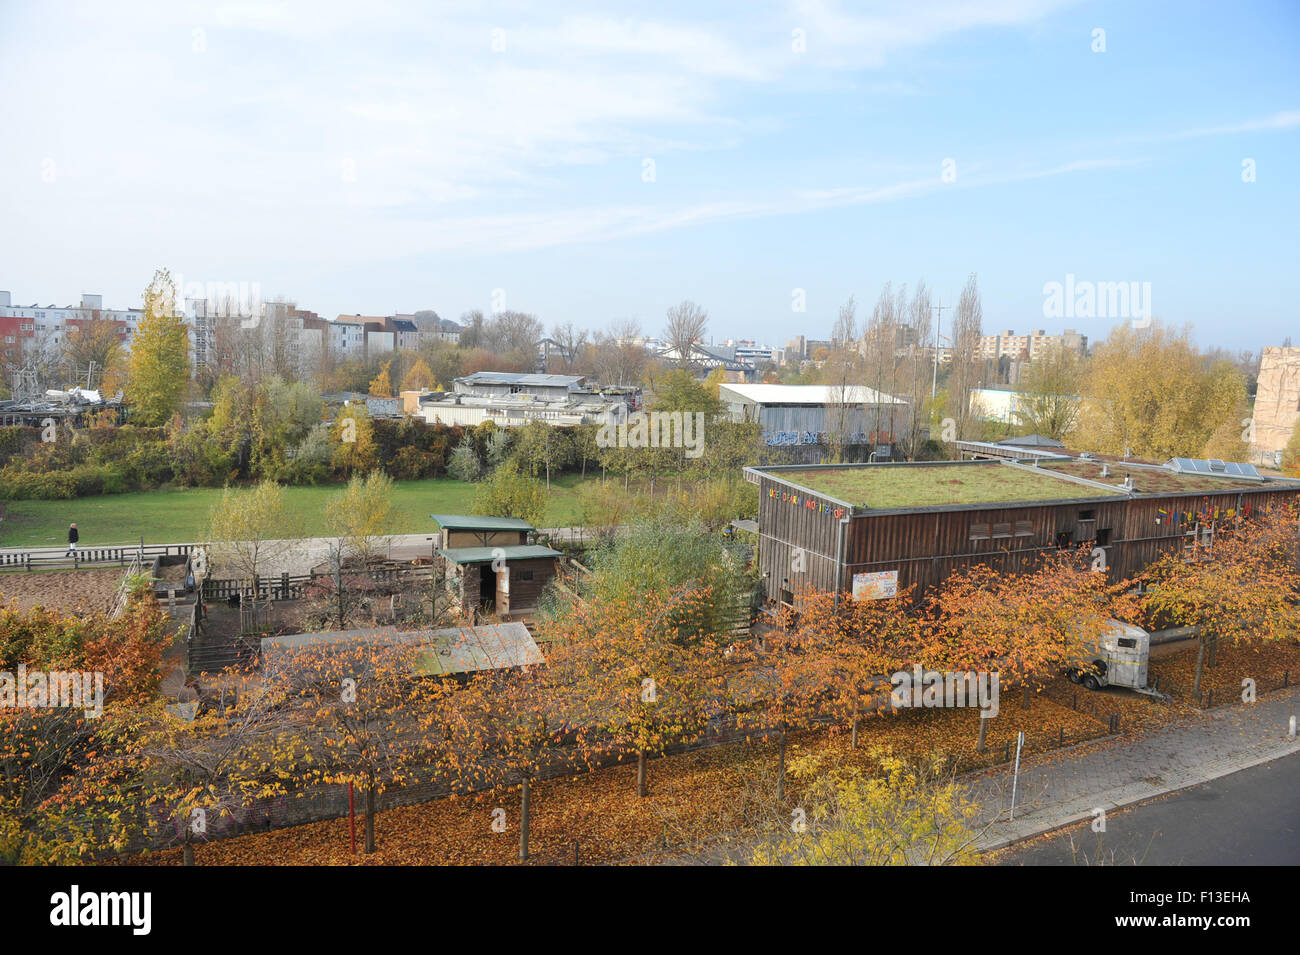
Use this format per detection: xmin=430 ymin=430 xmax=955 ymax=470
xmin=1078 ymin=509 xmax=1096 ymax=521
xmin=969 ymin=522 xmax=991 ymax=540
xmin=1096 ymin=528 xmax=1112 ymax=546
xmin=1014 ymin=520 xmax=1033 ymax=537
xmin=992 ymin=522 xmax=1012 ymax=538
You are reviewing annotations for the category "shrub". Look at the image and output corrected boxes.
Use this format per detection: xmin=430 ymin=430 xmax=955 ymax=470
xmin=447 ymin=440 xmax=483 ymax=482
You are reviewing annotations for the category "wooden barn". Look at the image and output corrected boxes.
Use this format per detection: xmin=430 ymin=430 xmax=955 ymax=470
xmin=744 ymin=457 xmax=1300 ymax=606
xmin=431 ymin=514 xmax=561 ymax=620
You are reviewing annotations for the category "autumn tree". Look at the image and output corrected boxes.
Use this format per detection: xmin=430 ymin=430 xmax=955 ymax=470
xmin=1283 ymin=427 xmax=1300 ymax=478
xmin=920 ymin=551 xmax=1117 ymax=749
xmin=206 ymin=480 xmax=292 ymax=623
xmin=400 ymin=357 xmax=435 ymax=392
xmin=1016 ymin=343 xmax=1083 ymax=440
xmin=471 ymin=460 xmax=547 ymax=527
xmin=326 ymin=470 xmax=394 ymax=566
xmin=0 ymin=587 xmax=169 ymax=863
xmin=1077 ymin=322 xmax=1248 ymax=460
xmin=546 ymin=586 xmax=726 ymax=797
xmin=368 ymin=360 xmax=394 ymax=397
xmin=267 ymin=638 xmax=447 ymax=853
xmin=1139 ymin=505 xmax=1300 ymax=701
xmin=63 ymin=317 xmax=125 ymax=393
xmin=512 ymin=419 xmax=574 ymax=490
xmin=744 ymin=749 xmax=983 ymax=866
xmin=135 ymin=686 xmax=296 ymax=865
xmin=471 ymin=664 xmax=574 ymax=860
xmin=127 ymin=268 xmax=190 ymax=425
xmin=330 ymin=403 xmax=378 ymax=475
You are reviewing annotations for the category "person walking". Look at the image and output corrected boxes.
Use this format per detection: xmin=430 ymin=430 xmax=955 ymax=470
xmin=66 ymin=522 xmax=79 ymax=557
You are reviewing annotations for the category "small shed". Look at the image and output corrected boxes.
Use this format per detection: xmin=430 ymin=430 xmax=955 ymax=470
xmin=430 ymin=515 xmax=561 ymax=619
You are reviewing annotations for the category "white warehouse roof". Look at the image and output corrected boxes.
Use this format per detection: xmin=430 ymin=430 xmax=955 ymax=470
xmin=719 ymin=383 xmax=906 ymax=406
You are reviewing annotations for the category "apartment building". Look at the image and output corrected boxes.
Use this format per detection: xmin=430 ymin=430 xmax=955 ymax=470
xmin=973 ymin=328 xmax=1088 ymax=362
xmin=0 ymin=290 xmax=143 ymax=355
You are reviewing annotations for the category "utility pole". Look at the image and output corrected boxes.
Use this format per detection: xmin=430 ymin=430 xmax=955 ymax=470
xmin=930 ymin=300 xmax=949 ymax=404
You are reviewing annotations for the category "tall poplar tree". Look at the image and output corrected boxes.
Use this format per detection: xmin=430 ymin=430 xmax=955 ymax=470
xmin=127 ymin=269 xmax=190 ymax=425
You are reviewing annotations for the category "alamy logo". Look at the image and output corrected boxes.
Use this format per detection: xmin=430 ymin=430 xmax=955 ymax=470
xmin=49 ymin=885 xmax=151 ymax=935
xmin=0 ymin=665 xmax=103 ymax=718
xmin=890 ymin=666 xmax=1000 ymax=717
xmin=1042 ymin=273 xmax=1151 ymax=327
xmin=595 ymin=406 xmax=705 ymax=459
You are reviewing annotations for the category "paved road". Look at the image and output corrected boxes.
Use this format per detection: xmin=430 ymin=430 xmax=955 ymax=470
xmin=971 ymin=686 xmax=1300 ymax=852
xmin=1000 ymin=751 xmax=1300 ymax=865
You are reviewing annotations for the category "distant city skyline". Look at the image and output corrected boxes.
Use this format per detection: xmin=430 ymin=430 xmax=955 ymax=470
xmin=2 ymin=0 xmax=1296 ymax=351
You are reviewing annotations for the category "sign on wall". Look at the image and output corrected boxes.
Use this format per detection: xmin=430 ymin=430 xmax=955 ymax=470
xmin=852 ymin=570 xmax=898 ymax=600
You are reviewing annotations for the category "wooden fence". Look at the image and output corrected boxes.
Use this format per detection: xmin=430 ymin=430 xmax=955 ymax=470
xmin=200 ymin=564 xmax=441 ymax=602
xmin=0 ymin=542 xmax=193 ymax=572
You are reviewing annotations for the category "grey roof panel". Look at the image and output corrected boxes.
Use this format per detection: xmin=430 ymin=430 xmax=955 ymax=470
xmin=431 ymin=514 xmax=536 ymax=531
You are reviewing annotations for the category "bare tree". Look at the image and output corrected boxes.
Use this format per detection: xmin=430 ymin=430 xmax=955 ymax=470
xmin=459 ymin=310 xmax=486 ymax=350
xmin=948 ymin=273 xmax=985 ymax=439
xmin=863 ymin=284 xmax=905 ymax=448
xmin=825 ymin=297 xmax=860 ymax=462
xmin=901 ymin=280 xmax=933 ymax=457
xmin=550 ymin=321 xmax=590 ymax=374
xmin=596 ymin=317 xmax=650 ymax=386
xmin=664 ymin=300 xmax=708 ymax=369
xmin=63 ymin=316 xmax=124 ymax=391
xmin=487 ymin=311 xmax=544 ymax=367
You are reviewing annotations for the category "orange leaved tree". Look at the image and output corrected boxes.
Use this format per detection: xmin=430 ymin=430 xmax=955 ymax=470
xmin=918 ymin=551 xmax=1119 ymax=748
xmin=266 ymin=636 xmax=451 ymax=853
xmin=545 ymin=586 xmax=727 ymax=798
xmin=1140 ymin=504 xmax=1300 ymax=701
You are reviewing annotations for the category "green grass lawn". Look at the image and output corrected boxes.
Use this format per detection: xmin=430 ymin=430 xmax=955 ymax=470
xmin=781 ymin=462 xmax=1118 ymax=509
xmin=0 ymin=474 xmax=590 ymax=547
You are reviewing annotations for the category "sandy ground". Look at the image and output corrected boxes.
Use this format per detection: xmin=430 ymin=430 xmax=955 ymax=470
xmin=0 ymin=568 xmax=125 ymax=614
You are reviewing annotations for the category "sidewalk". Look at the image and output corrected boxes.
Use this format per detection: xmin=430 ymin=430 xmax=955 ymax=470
xmin=970 ymin=686 xmax=1300 ymax=851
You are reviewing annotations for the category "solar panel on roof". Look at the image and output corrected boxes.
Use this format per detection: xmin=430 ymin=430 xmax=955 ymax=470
xmin=1165 ymin=458 xmax=1261 ymax=478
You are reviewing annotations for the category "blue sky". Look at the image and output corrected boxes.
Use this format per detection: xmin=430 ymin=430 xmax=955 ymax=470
xmin=1 ymin=0 xmax=1296 ymax=349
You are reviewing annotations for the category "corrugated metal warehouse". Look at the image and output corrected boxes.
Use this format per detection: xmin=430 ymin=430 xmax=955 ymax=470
xmin=719 ymin=383 xmax=912 ymax=446
xmin=744 ymin=457 xmax=1300 ymax=605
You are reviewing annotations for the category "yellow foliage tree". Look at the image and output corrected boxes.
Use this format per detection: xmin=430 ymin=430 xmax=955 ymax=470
xmin=745 ymin=750 xmax=983 ymax=866
xmin=330 ymin=404 xmax=377 ymax=475
xmin=326 ymin=470 xmax=395 ymax=565
xmin=400 ymin=358 xmax=435 ymax=393
xmin=1076 ymin=322 xmax=1247 ymax=459
xmin=127 ymin=269 xmax=190 ymax=425
xmin=702 ymin=366 xmax=728 ymax=401
xmin=206 ymin=480 xmax=291 ymax=586
xmin=369 ymin=361 xmax=394 ymax=397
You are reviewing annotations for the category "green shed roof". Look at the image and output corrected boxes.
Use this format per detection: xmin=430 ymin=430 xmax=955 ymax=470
xmin=431 ymin=514 xmax=537 ymax=531
xmin=439 ymin=544 xmax=562 ymax=565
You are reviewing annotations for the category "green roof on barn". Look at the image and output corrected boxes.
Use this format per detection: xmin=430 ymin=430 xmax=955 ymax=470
xmin=430 ymin=514 xmax=537 ymax=531
xmin=439 ymin=544 xmax=562 ymax=565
